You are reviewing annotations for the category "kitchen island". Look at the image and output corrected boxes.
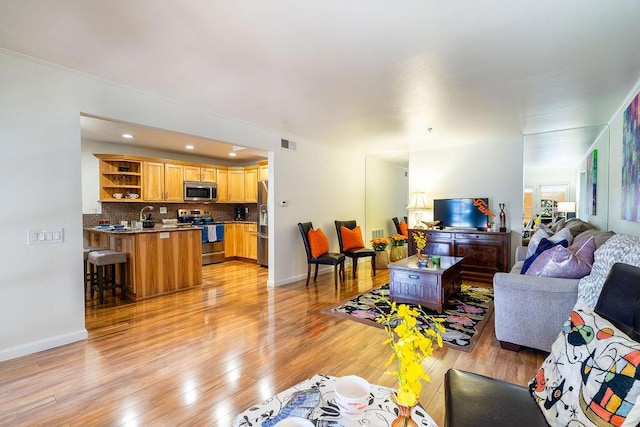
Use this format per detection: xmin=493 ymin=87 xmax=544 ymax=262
xmin=85 ymin=226 xmax=202 ymax=300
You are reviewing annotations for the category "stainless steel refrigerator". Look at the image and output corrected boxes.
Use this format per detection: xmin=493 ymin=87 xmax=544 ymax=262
xmin=257 ymin=180 xmax=268 ymax=267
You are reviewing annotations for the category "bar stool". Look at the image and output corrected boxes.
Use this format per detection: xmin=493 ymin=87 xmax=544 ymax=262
xmin=88 ymin=250 xmax=127 ymax=304
xmin=83 ymin=246 xmax=103 ymax=296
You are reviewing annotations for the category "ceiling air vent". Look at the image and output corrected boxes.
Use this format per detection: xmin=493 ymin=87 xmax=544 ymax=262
xmin=281 ymin=138 xmax=297 ymax=150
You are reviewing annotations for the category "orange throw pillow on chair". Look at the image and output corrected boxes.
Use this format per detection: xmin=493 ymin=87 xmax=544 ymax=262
xmin=308 ymin=228 xmax=330 ymax=258
xmin=399 ymin=221 xmax=409 ymax=237
xmin=340 ymin=225 xmax=365 ymax=251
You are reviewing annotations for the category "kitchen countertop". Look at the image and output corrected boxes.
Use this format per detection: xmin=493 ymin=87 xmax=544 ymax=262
xmin=86 ymin=221 xmax=256 ymax=234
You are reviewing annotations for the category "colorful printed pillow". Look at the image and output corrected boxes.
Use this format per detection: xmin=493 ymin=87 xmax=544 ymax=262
xmin=521 ymin=237 xmax=569 ymax=274
xmin=398 ymin=221 xmax=409 ymax=237
xmin=307 ymin=228 xmax=330 ymax=258
xmin=525 ymin=236 xmax=596 ymax=279
xmin=340 ymin=225 xmax=365 ymax=251
xmin=529 ymin=301 xmax=640 ymax=427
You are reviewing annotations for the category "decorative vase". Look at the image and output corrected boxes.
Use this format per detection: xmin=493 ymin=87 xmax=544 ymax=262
xmin=416 ymin=252 xmax=428 ymax=267
xmin=499 ymin=203 xmax=507 ymax=232
xmin=375 ymin=250 xmax=390 ymax=269
xmin=390 ymin=245 xmax=406 ymax=262
xmin=391 ymin=395 xmax=418 ymax=427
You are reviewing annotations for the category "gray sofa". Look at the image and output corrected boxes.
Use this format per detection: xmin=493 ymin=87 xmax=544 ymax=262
xmin=494 ymin=219 xmax=624 ymax=352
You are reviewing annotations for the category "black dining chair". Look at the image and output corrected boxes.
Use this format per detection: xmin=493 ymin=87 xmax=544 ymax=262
xmin=334 ymin=220 xmax=376 ymax=279
xmin=298 ymin=222 xmax=345 ymax=289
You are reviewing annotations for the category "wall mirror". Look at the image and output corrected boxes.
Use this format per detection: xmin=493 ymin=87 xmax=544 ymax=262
xmin=364 ymin=153 xmax=409 ymax=244
xmin=523 ymin=124 xmax=610 ymax=236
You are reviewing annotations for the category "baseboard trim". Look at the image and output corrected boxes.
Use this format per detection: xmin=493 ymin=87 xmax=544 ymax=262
xmin=0 ymin=329 xmax=88 ymax=362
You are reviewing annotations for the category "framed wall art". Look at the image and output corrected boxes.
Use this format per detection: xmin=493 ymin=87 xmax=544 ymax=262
xmin=623 ymin=92 xmax=640 ymax=222
xmin=587 ymin=149 xmax=597 ymax=216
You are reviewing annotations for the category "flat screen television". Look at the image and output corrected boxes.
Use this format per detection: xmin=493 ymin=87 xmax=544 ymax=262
xmin=433 ymin=198 xmax=490 ymax=229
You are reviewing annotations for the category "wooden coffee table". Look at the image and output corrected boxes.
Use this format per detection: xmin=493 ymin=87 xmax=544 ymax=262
xmin=388 ymin=255 xmax=463 ymax=313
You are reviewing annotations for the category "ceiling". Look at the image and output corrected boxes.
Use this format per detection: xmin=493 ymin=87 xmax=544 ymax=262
xmin=1 ymin=1 xmax=640 ymax=164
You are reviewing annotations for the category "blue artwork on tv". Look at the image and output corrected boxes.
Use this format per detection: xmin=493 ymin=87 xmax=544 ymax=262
xmin=433 ymin=198 xmax=489 ymax=229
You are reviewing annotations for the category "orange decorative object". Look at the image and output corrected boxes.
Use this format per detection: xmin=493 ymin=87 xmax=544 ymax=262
xmin=307 ymin=228 xmax=329 ymax=258
xmin=473 ymin=198 xmax=496 ymax=217
xmin=340 ymin=225 xmax=365 ymax=250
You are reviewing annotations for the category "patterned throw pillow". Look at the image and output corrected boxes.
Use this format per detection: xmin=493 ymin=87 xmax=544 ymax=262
xmin=529 ymin=301 xmax=640 ymax=426
xmin=525 ymin=236 xmax=596 ymax=279
xmin=578 ymin=234 xmax=640 ymax=308
xmin=526 ymin=227 xmax=574 ymax=260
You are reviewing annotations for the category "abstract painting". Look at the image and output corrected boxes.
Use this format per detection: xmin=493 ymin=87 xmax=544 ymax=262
xmin=587 ymin=149 xmax=597 ymax=216
xmin=623 ymin=92 xmax=640 ymax=222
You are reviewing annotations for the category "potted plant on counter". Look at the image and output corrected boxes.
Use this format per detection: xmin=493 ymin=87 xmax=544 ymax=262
xmin=371 ymin=237 xmax=390 ymax=269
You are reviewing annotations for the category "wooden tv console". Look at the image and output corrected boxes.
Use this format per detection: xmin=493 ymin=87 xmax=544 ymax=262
xmin=408 ymin=228 xmax=511 ymax=283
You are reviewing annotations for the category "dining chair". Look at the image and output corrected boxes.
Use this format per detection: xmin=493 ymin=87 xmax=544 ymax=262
xmin=334 ymin=220 xmax=376 ymax=279
xmin=298 ymin=222 xmax=345 ymax=289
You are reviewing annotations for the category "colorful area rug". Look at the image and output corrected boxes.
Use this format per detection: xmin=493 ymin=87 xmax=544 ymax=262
xmin=322 ymin=283 xmax=494 ymax=352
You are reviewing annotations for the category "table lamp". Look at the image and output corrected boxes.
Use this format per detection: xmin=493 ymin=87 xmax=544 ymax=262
xmin=406 ymin=192 xmax=429 ymax=228
xmin=557 ymin=202 xmax=576 ymax=219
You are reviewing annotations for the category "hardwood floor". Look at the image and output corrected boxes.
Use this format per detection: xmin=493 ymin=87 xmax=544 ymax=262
xmin=0 ymin=261 xmax=546 ymax=426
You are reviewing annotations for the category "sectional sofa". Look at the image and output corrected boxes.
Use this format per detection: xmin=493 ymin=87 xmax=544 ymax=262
xmin=493 ymin=218 xmax=640 ymax=352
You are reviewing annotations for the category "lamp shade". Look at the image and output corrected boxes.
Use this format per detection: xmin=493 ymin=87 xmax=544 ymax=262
xmin=557 ymin=202 xmax=576 ymax=213
xmin=406 ymin=192 xmax=428 ymax=210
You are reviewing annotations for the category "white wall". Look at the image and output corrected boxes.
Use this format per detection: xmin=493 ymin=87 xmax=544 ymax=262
xmin=408 ymin=138 xmax=524 ymax=265
xmin=365 ymin=157 xmax=408 ymax=241
xmin=0 ymin=51 xmax=365 ymax=361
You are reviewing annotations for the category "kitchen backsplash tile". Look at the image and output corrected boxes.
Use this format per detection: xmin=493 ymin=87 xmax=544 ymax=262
xmin=83 ymin=203 xmax=257 ymax=227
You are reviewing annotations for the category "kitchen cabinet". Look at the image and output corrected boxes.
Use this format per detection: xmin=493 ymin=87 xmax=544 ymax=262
xmin=143 ymin=161 xmax=184 ymax=201
xmin=184 ymin=165 xmax=217 ymax=183
xmin=224 ymin=222 xmax=257 ymax=260
xmin=227 ymin=167 xmax=245 ymax=202
xmin=96 ymin=155 xmax=143 ymax=202
xmin=244 ymin=167 xmax=258 ymax=203
xmin=217 ymin=168 xmax=228 ymax=202
xmin=258 ymin=161 xmax=268 ymax=182
xmin=243 ymin=223 xmax=257 ymax=260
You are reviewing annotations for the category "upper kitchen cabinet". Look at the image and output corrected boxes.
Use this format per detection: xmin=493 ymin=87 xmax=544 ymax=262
xmin=184 ymin=165 xmax=217 ymax=183
xmin=244 ymin=166 xmax=258 ymax=203
xmin=96 ymin=154 xmax=143 ymax=202
xmin=143 ymin=161 xmax=184 ymax=202
xmin=227 ymin=167 xmax=245 ymax=202
xmin=257 ymin=160 xmax=268 ymax=182
xmin=216 ymin=168 xmax=228 ymax=202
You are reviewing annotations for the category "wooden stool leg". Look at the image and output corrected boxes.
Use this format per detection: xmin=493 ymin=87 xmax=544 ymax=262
xmin=90 ymin=263 xmax=95 ymax=300
xmin=111 ymin=264 xmax=117 ymax=297
xmin=120 ymin=262 xmax=126 ymax=300
xmin=98 ymin=265 xmax=105 ymax=304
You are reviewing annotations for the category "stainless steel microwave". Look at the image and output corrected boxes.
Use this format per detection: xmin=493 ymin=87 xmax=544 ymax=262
xmin=184 ymin=182 xmax=217 ymax=202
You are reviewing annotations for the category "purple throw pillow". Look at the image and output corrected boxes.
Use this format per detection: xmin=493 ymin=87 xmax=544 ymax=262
xmin=525 ymin=236 xmax=596 ymax=279
xmin=521 ymin=237 xmax=568 ymax=274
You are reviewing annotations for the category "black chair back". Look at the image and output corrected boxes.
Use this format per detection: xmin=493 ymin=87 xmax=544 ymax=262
xmin=334 ymin=220 xmax=357 ymax=253
xmin=594 ymin=262 xmax=640 ymax=342
xmin=392 ymin=217 xmax=401 ymax=234
xmin=298 ymin=222 xmax=314 ymax=261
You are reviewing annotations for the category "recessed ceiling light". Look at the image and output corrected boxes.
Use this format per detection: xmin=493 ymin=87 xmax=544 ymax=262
xmin=122 ymin=133 xmax=134 ymax=139
xmin=229 ymin=152 xmax=237 ymax=157
xmin=185 ymin=145 xmax=194 ymax=150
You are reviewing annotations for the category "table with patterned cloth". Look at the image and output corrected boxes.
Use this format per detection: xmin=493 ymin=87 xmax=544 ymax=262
xmin=233 ymin=374 xmax=438 ymax=427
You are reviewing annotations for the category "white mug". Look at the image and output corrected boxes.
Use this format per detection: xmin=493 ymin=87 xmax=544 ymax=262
xmin=120 ymin=220 xmax=128 ymax=227
xmin=334 ymin=375 xmax=370 ymax=419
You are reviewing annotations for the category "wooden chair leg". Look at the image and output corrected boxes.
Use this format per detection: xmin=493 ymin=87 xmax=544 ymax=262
xmin=352 ymin=258 xmax=357 ymax=279
xmin=313 ymin=264 xmax=319 ymax=282
xmin=333 ymin=265 xmax=338 ymax=289
xmin=340 ymin=261 xmax=345 ymax=281
xmin=305 ymin=264 xmax=311 ymax=286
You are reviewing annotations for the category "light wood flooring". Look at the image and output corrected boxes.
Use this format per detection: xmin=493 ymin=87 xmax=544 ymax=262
xmin=0 ymin=261 xmax=547 ymax=426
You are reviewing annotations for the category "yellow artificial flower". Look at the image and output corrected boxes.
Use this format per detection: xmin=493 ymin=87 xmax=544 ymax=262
xmin=375 ymin=293 xmax=443 ymax=407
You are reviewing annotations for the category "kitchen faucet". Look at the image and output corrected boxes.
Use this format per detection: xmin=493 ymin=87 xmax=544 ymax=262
xmin=140 ymin=205 xmax=154 ymax=222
